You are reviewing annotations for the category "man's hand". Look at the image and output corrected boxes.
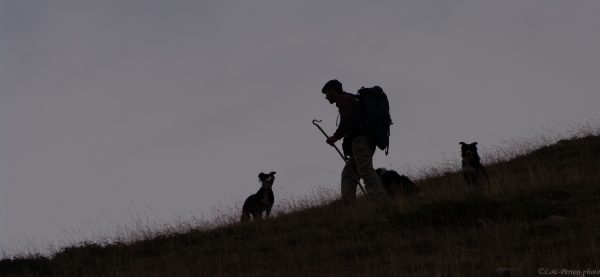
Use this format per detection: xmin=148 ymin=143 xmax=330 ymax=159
xmin=326 ymin=136 xmax=337 ymax=146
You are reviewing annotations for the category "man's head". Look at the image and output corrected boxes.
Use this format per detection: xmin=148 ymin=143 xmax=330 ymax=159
xmin=321 ymin=79 xmax=343 ymax=104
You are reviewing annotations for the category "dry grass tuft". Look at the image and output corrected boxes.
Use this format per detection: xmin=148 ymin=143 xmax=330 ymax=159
xmin=2 ymin=130 xmax=600 ymax=276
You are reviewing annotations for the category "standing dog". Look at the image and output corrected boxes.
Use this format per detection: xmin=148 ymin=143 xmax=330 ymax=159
xmin=459 ymin=142 xmax=490 ymax=186
xmin=241 ymin=171 xmax=275 ymax=222
xmin=376 ymin=168 xmax=420 ymax=197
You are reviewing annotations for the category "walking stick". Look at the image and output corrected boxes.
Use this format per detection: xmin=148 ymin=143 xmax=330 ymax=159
xmin=312 ymin=119 xmax=367 ymax=195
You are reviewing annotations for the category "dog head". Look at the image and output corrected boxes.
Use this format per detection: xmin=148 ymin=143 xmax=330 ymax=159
xmin=459 ymin=142 xmax=480 ymax=162
xmin=376 ymin=167 xmax=410 ymax=183
xmin=375 ymin=167 xmax=419 ymax=196
xmin=375 ymin=167 xmax=397 ymax=184
xmin=258 ymin=171 xmax=276 ymax=189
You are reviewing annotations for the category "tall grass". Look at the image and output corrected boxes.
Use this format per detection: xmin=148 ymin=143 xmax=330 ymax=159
xmin=1 ymin=124 xmax=600 ymax=276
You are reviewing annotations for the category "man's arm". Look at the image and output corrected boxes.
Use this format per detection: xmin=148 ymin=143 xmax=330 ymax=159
xmin=330 ymin=95 xmax=357 ymax=142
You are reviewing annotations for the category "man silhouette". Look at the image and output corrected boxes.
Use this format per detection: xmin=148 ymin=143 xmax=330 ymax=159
xmin=321 ymin=79 xmax=386 ymax=203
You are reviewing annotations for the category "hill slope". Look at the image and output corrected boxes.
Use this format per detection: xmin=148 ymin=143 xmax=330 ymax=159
xmin=2 ymin=135 xmax=600 ymax=276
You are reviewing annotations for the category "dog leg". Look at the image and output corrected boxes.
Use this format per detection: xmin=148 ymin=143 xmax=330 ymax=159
xmin=266 ymin=207 xmax=272 ymax=217
xmin=481 ymin=167 xmax=491 ymax=185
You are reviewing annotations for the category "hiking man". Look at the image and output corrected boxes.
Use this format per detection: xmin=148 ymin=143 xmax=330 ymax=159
xmin=321 ymin=79 xmax=387 ymax=203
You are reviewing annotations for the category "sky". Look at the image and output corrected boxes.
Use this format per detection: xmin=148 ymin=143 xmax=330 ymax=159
xmin=2 ymin=0 xmax=600 ymax=255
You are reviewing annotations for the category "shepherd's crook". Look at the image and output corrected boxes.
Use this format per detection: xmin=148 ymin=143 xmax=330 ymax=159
xmin=312 ymin=119 xmax=347 ymax=162
xmin=312 ymin=119 xmax=367 ymax=195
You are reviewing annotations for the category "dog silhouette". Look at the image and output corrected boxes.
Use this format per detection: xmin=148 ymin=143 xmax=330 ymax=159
xmin=376 ymin=168 xmax=420 ymax=197
xmin=460 ymin=142 xmax=490 ymax=186
xmin=241 ymin=171 xmax=275 ymax=222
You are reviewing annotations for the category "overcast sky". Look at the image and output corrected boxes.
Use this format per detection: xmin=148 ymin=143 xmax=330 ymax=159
xmin=2 ymin=0 xmax=600 ymax=255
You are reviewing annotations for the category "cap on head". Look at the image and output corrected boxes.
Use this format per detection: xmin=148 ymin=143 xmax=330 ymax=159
xmin=321 ymin=79 xmax=343 ymax=94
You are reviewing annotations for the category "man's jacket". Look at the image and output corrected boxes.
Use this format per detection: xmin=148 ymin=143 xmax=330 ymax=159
xmin=331 ymin=92 xmax=363 ymax=156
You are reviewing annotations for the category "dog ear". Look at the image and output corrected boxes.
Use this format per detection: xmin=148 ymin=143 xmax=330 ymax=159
xmin=459 ymin=142 xmax=466 ymax=146
xmin=471 ymin=142 xmax=478 ymax=146
xmin=258 ymin=173 xmax=266 ymax=180
xmin=270 ymin=171 xmax=276 ymax=175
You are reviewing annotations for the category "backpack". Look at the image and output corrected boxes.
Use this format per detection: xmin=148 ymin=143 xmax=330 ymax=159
xmin=356 ymin=86 xmax=393 ymax=155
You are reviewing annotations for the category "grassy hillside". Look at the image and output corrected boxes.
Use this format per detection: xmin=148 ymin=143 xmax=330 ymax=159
xmin=2 ymin=135 xmax=600 ymax=276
